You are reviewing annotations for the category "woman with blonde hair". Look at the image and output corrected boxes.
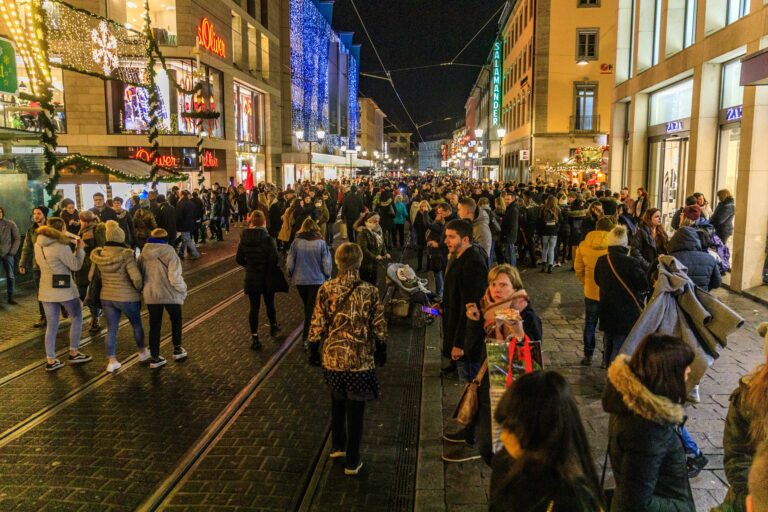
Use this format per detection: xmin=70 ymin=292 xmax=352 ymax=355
xmin=287 ymin=217 xmax=332 ymax=347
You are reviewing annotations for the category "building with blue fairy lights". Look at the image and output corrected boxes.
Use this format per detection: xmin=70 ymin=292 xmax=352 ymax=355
xmin=280 ymin=0 xmax=370 ymax=186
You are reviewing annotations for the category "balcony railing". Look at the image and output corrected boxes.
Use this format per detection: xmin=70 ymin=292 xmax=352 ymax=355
xmin=570 ymin=115 xmax=600 ymax=133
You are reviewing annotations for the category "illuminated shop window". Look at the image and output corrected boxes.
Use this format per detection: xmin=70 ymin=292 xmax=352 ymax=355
xmin=0 ymin=56 xmax=66 ymax=133
xmin=119 ymin=0 xmax=177 ymax=45
xmin=234 ymin=82 xmax=265 ymax=143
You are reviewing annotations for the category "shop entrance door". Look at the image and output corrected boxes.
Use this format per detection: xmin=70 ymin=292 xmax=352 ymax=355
xmin=648 ymin=137 xmax=689 ymax=233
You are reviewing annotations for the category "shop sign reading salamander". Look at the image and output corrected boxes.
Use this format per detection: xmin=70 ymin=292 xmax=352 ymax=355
xmin=197 ymin=18 xmax=226 ymax=58
xmin=492 ymin=40 xmax=501 ymax=127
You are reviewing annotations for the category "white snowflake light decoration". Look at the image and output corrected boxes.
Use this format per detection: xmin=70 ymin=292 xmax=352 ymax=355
xmin=91 ymin=20 xmax=118 ymax=76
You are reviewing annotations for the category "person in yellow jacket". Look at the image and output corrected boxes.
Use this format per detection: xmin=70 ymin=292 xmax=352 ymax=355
xmin=573 ymin=216 xmax=614 ymax=366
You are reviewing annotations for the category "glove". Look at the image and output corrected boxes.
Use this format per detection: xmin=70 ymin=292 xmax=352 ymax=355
xmin=374 ymin=341 xmax=387 ymax=367
xmin=308 ymin=342 xmax=321 ymax=367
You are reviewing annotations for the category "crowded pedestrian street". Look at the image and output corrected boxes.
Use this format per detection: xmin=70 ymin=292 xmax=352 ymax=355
xmin=3 ymin=0 xmax=768 ymax=510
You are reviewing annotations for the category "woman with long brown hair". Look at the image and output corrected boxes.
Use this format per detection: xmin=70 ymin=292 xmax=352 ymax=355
xmin=716 ymin=322 xmax=768 ymax=512
xmin=635 ymin=187 xmax=649 ymax=221
xmin=631 ymin=207 xmax=668 ymax=277
xmin=538 ymin=195 xmax=561 ymax=274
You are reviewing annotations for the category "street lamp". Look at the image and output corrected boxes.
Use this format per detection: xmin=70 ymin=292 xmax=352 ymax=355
xmin=295 ymin=128 xmax=326 ymax=182
xmin=576 ymin=58 xmax=589 ymax=66
xmin=496 ymin=127 xmax=506 ymax=138
xmin=474 ymin=128 xmax=484 ymax=138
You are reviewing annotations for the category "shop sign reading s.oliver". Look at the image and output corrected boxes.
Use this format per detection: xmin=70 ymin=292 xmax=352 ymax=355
xmin=197 ymin=18 xmax=226 ymax=58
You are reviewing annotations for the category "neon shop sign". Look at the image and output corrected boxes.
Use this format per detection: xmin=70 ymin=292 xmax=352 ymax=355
xmin=197 ymin=18 xmax=226 ymax=58
xmin=492 ymin=40 xmax=501 ymax=126
xmin=201 ymin=150 xmax=219 ymax=168
xmin=133 ymin=148 xmax=179 ymax=167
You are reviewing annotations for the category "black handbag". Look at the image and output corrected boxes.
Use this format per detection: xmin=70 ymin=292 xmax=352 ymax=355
xmin=268 ymin=265 xmax=290 ymax=293
xmin=84 ymin=266 xmax=102 ymax=309
xmin=41 ymin=246 xmax=72 ymax=289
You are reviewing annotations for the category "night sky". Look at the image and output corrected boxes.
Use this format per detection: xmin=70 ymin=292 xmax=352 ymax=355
xmin=331 ymin=0 xmax=507 ymax=143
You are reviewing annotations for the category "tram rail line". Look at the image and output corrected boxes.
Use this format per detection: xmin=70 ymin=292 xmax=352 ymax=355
xmin=0 ymin=265 xmax=242 ymax=389
xmin=0 ymin=288 xmax=245 ymax=450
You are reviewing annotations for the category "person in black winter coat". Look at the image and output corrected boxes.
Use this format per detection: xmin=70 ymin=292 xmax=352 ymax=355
xmin=501 ymin=193 xmax=519 ymax=266
xmin=594 ymin=225 xmax=650 ymax=365
xmin=710 ymin=190 xmax=735 ymax=244
xmin=602 ymin=334 xmax=696 ymax=512
xmin=175 ymin=191 xmax=200 ymax=259
xmin=342 ymin=187 xmax=365 ymax=242
xmin=668 ymin=227 xmax=721 ymax=291
xmin=236 ymin=210 xmax=281 ymax=350
xmin=154 ymin=195 xmax=177 ymax=247
xmin=191 ymin=192 xmax=206 ymax=245
xmin=268 ymin=195 xmax=285 ymax=242
xmin=555 ymin=196 xmax=571 ymax=266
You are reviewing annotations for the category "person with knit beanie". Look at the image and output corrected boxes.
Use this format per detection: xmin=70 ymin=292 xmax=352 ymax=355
xmin=594 ymin=225 xmax=649 ymax=366
xmin=89 ymin=220 xmax=149 ymax=373
xmin=138 ymin=227 xmax=188 ymax=368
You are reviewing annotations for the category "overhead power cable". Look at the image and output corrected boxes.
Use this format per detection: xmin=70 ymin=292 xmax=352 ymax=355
xmin=449 ymin=2 xmax=505 ymax=64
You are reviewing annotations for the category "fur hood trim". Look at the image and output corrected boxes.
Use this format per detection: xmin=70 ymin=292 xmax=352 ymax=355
xmin=608 ymin=355 xmax=685 ymax=425
xmin=35 ymin=226 xmax=74 ymax=246
xmin=90 ymin=246 xmax=135 ymax=270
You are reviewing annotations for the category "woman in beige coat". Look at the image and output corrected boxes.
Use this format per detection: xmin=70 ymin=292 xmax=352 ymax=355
xmin=89 ymin=220 xmax=149 ymax=373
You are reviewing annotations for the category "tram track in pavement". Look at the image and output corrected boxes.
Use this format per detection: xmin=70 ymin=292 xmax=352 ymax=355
xmin=0 ymin=263 xmax=243 ymax=389
xmin=0 ymin=287 xmax=246 ymax=450
xmin=0 ymin=253 xmax=239 ymax=356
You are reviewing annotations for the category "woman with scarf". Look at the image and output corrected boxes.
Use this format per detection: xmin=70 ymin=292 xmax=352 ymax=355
xmin=287 ymin=218 xmax=332 ymax=347
xmin=355 ymin=212 xmax=389 ymax=286
xmin=631 ymin=207 xmax=668 ymax=280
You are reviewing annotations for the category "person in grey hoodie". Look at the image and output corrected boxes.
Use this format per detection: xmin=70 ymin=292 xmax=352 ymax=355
xmin=458 ymin=197 xmax=492 ymax=264
xmin=34 ymin=217 xmax=93 ymax=371
xmin=138 ymin=227 xmax=188 ymax=368
xmin=0 ymin=207 xmax=21 ymax=304
xmin=89 ymin=220 xmax=148 ymax=373
xmin=287 ymin=217 xmax=332 ymax=346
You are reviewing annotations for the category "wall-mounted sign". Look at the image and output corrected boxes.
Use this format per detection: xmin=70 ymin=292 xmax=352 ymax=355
xmin=202 ymin=150 xmax=219 ymax=168
xmin=0 ymin=38 xmax=18 ymax=94
xmin=132 ymin=148 xmax=180 ymax=167
xmin=600 ymin=63 xmax=614 ymax=74
xmin=519 ymin=149 xmax=530 ymax=161
xmin=726 ymin=105 xmax=743 ymax=121
xmin=197 ymin=18 xmax=226 ymax=58
xmin=665 ymin=121 xmax=684 ymax=133
xmin=492 ymin=40 xmax=501 ymax=127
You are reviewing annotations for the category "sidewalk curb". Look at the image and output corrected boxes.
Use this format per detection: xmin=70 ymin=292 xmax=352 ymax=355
xmin=722 ymin=283 xmax=768 ymax=307
xmin=414 ymin=318 xmax=445 ymax=512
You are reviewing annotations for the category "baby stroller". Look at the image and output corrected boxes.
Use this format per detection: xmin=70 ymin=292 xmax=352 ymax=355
xmin=382 ymin=263 xmax=437 ymax=326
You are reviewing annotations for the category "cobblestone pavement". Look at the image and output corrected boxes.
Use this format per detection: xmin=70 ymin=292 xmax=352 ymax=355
xmin=425 ymin=264 xmax=768 ymax=512
xmin=0 ymin=228 xmax=243 ymax=349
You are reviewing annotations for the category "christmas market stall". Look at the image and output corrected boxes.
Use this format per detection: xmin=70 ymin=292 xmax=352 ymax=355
xmin=542 ymin=145 xmax=610 ymax=186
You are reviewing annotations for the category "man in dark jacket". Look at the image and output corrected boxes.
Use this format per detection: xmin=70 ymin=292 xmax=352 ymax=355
xmin=89 ymin=192 xmax=117 ymax=223
xmin=18 ymin=205 xmax=48 ymax=325
xmin=191 ymin=191 xmax=206 ymax=245
xmin=501 ymin=192 xmax=519 ymax=266
xmin=594 ymin=225 xmax=649 ymax=365
xmin=668 ymin=227 xmax=721 ymax=291
xmin=236 ymin=210 xmax=281 ymax=350
xmin=441 ymin=219 xmax=490 ymax=464
xmin=155 ymin=195 xmax=177 ymax=249
xmin=342 ymin=186 xmax=365 ymax=242
xmin=176 ymin=190 xmax=200 ymax=259
xmin=111 ymin=197 xmax=136 ymax=249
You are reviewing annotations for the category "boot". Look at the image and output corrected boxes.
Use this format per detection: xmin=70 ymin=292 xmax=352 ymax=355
xmin=270 ymin=323 xmax=280 ymax=337
xmin=33 ymin=316 xmax=46 ymax=328
xmin=88 ymin=318 xmax=101 ymax=334
xmin=546 ymin=265 xmax=553 ymax=274
xmin=250 ymin=335 xmax=262 ymax=351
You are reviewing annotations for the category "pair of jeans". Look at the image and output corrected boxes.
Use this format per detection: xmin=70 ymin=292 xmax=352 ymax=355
xmin=331 ymin=390 xmax=366 ymax=468
xmin=101 ymin=300 xmax=144 ymax=358
xmin=681 ymin=426 xmax=701 ymax=457
xmin=583 ymin=298 xmax=600 ymax=358
xmin=457 ymin=360 xmax=492 ymax=465
xmin=505 ymin=242 xmax=517 ymax=267
xmin=296 ymin=284 xmax=321 ymax=341
xmin=148 ymin=303 xmax=182 ymax=358
xmin=42 ymin=298 xmax=83 ymax=359
xmin=247 ymin=291 xmax=276 ymax=335
xmin=604 ymin=332 xmax=627 ymax=366
xmin=177 ymin=232 xmax=200 ymax=258
xmin=1 ymin=254 xmax=15 ymax=299
xmin=541 ymin=235 xmax=557 ymax=266
xmin=433 ymin=269 xmax=444 ymax=298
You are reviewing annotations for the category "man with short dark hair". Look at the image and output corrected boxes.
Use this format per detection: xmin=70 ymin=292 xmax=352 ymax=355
xmin=89 ymin=192 xmax=117 ymax=223
xmin=441 ymin=218 xmax=490 ymax=463
xmin=155 ymin=194 xmax=177 ymax=248
xmin=19 ymin=206 xmax=48 ymax=325
xmin=176 ymin=190 xmax=200 ymax=259
xmin=112 ymin=197 xmax=136 ymax=249
xmin=458 ymin=197 xmax=492 ymax=262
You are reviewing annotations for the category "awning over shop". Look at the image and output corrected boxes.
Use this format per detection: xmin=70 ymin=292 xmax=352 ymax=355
xmin=740 ymin=48 xmax=768 ymax=86
xmin=56 ymin=154 xmax=187 ymax=183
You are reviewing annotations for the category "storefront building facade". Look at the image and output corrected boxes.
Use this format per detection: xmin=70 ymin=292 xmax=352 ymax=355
xmin=610 ymin=0 xmax=768 ymax=292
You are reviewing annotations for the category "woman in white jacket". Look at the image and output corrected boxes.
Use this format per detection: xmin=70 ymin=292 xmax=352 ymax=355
xmin=34 ymin=217 xmax=93 ymax=371
xmin=138 ymin=228 xmax=188 ymax=368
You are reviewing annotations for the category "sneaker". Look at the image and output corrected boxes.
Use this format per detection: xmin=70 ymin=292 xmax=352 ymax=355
xmin=344 ymin=461 xmax=364 ymax=475
xmin=45 ymin=359 xmax=64 ymax=372
xmin=442 ymin=430 xmax=474 ymax=445
xmin=106 ymin=361 xmax=122 ymax=373
xmin=138 ymin=350 xmax=151 ymax=363
xmin=173 ymin=346 xmax=188 ymax=361
xmin=329 ymin=450 xmax=346 ymax=459
xmin=88 ymin=321 xmax=101 ymax=334
xmin=33 ymin=317 xmax=47 ymax=328
xmin=149 ymin=356 xmax=167 ymax=369
xmin=580 ymin=355 xmax=593 ymax=366
xmin=68 ymin=352 xmax=92 ymax=365
xmin=687 ymin=385 xmax=701 ymax=404
xmin=687 ymin=453 xmax=709 ymax=478
xmin=442 ymin=445 xmax=482 ymax=463
xmin=554 ymin=262 xmax=562 ymax=268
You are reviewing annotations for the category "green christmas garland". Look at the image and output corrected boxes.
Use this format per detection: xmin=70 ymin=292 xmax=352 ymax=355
xmin=56 ymin=154 xmax=187 ymax=183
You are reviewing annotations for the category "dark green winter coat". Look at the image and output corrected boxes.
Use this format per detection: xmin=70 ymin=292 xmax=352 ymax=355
xmin=602 ymin=355 xmax=695 ymax=512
